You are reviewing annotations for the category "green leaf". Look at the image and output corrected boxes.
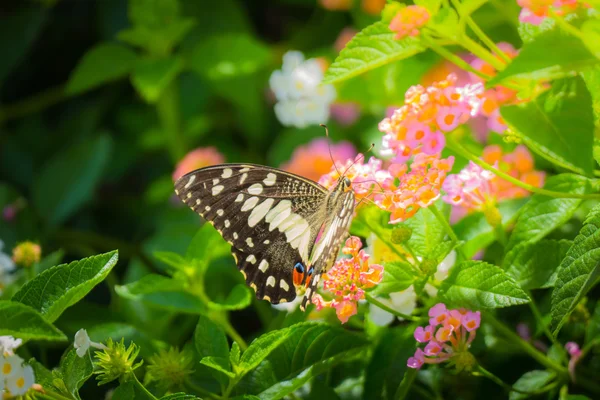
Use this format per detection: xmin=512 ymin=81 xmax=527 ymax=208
xmin=505 ymin=174 xmax=592 ymax=261
xmin=505 ymin=239 xmax=572 ymax=290
xmin=398 ymin=204 xmax=448 ymax=257
xmin=186 ymin=223 xmax=231 ymax=262
xmin=13 ymin=251 xmax=119 ymax=322
xmin=0 ymin=8 xmax=46 ymax=84
xmin=509 ymin=370 xmax=555 ymax=400
xmin=66 ymin=43 xmax=139 ymax=95
xmin=190 ymin=33 xmax=271 ymax=80
xmin=323 ymin=21 xmax=425 ymax=84
xmin=425 ymin=240 xmax=458 ymax=265
xmin=59 ymin=348 xmax=94 ymax=400
xmin=256 ymin=350 xmax=361 ymax=400
xmin=0 ymin=301 xmax=66 ymax=341
xmin=581 ymin=19 xmax=600 ymax=59
xmin=594 ymin=139 xmax=600 ymax=168
xmin=115 ymin=274 xmax=205 ymax=313
xmin=210 ymin=284 xmax=252 ymax=311
xmin=455 ymin=199 xmax=526 ymax=258
xmin=551 ymin=204 xmax=600 ymax=335
xmin=112 ymin=382 xmax=135 ymax=400
xmin=491 ymin=29 xmax=598 ymax=83
xmin=131 ymin=56 xmax=184 ymax=103
xmin=32 ymin=134 xmax=112 ymax=226
xmin=194 ymin=314 xmax=229 ymax=359
xmin=28 ymin=359 xmax=54 ymax=389
xmin=34 ymin=249 xmax=65 ymax=275
xmin=439 ymin=261 xmax=530 ymax=309
xmin=371 ymin=261 xmax=416 ymax=296
xmin=501 ymin=78 xmax=595 ymax=175
xmin=364 ymin=327 xmax=415 ymax=400
xmin=238 ymin=328 xmax=296 ymax=376
xmin=154 ymin=251 xmax=188 ymax=270
xmin=239 ymin=322 xmax=368 ymax=394
xmin=200 ymin=356 xmax=236 ymax=378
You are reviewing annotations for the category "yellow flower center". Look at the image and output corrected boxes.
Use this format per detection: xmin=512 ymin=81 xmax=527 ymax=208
xmin=16 ymin=376 xmax=25 ymax=388
xmin=3 ymin=362 xmax=11 ymax=374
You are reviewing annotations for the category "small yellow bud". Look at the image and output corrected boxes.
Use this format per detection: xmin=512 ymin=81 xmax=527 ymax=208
xmin=12 ymin=241 xmax=41 ymax=268
xmin=483 ymin=205 xmax=502 ymax=228
xmin=391 ymin=227 xmax=412 ymax=244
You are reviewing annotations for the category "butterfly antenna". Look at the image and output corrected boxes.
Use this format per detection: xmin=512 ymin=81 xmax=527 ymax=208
xmin=341 ymin=142 xmax=375 ymax=177
xmin=320 ymin=124 xmax=342 ymax=177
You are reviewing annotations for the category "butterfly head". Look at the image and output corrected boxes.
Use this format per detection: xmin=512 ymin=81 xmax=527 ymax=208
xmin=341 ymin=176 xmax=352 ymax=192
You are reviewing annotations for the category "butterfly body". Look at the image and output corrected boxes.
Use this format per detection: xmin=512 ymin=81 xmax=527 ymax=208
xmin=174 ymin=163 xmax=355 ymax=309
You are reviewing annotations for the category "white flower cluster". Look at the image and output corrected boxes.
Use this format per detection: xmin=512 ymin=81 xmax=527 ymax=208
xmin=269 ymin=51 xmax=336 ymax=128
xmin=74 ymin=328 xmax=106 ymax=358
xmin=0 ymin=336 xmax=35 ymax=396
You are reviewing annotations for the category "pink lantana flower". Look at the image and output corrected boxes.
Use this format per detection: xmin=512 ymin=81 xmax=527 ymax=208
xmin=172 ymin=147 xmax=225 ymax=181
xmin=374 ymin=153 xmax=454 ymax=223
xmin=312 ymin=236 xmax=383 ymax=324
xmin=443 ymin=145 xmax=545 ymax=222
xmin=389 ymin=5 xmax=430 ymax=39
xmin=281 ymin=138 xmax=356 ymax=182
xmin=379 ymin=74 xmax=483 ymax=162
xmin=407 ymin=303 xmax=481 ymax=371
xmin=517 ymin=0 xmax=583 ymax=25
xmin=565 ymin=341 xmax=582 ymax=381
xmin=319 ymin=154 xmax=390 ymax=204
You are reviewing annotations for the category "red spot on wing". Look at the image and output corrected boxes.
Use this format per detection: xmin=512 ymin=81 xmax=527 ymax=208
xmin=293 ymin=268 xmax=303 ymax=286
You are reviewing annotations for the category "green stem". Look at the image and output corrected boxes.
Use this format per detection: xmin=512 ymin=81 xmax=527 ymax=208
xmin=527 ymin=295 xmax=567 ymax=362
xmin=485 ymin=313 xmax=568 ymax=376
xmin=365 ymin=292 xmax=417 ymax=321
xmin=429 ymin=203 xmax=467 ymax=260
xmin=465 ymin=17 xmax=512 ymax=64
xmin=215 ymin=313 xmax=248 ymax=351
xmin=394 ymin=367 xmax=418 ymax=400
xmin=0 ymin=85 xmax=66 ymax=123
xmin=37 ymin=389 xmax=74 ymax=400
xmin=475 ymin=365 xmax=559 ymax=395
xmin=156 ymin=80 xmax=186 ymax=164
xmin=549 ymin=10 xmax=585 ymax=40
xmin=131 ymin=372 xmax=159 ymax=400
xmin=446 ymin=135 xmax=600 ymax=200
xmin=493 ymin=222 xmax=508 ymax=247
xmin=450 ymin=0 xmax=511 ymax=64
xmin=422 ymin=34 xmax=493 ymax=81
xmin=461 ymin=35 xmax=505 ymax=71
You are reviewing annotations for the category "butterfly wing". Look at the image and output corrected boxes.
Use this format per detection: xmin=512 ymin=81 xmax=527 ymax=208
xmin=301 ymin=190 xmax=355 ymax=310
xmin=175 ymin=164 xmax=328 ymax=304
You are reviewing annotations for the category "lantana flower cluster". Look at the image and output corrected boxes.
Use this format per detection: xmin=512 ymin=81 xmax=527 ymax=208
xmin=388 ymin=5 xmax=430 ymax=39
xmin=408 ymin=304 xmax=481 ymax=371
xmin=375 ymin=153 xmax=455 ymax=223
xmin=378 ymin=74 xmax=483 ymax=162
xmin=517 ymin=0 xmax=585 ymax=25
xmin=269 ymin=51 xmax=336 ymax=128
xmin=312 ymin=236 xmax=383 ymax=323
xmin=443 ymin=145 xmax=545 ymax=221
xmin=319 ymin=154 xmax=390 ymax=203
xmin=0 ymin=336 xmax=35 ymax=397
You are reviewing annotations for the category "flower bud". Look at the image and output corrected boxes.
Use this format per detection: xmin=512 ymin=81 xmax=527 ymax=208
xmin=381 ymin=2 xmax=403 ymax=23
xmin=453 ymin=351 xmax=477 ymax=372
xmin=12 ymin=242 xmax=41 ymax=268
xmin=483 ymin=205 xmax=502 ymax=228
xmin=391 ymin=227 xmax=412 ymax=244
xmin=420 ymin=258 xmax=438 ymax=275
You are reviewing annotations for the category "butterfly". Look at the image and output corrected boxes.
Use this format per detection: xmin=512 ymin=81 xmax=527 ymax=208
xmin=174 ymin=164 xmax=355 ymax=310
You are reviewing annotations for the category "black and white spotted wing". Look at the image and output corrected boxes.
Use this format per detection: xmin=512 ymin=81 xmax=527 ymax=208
xmin=175 ymin=164 xmax=336 ymax=304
